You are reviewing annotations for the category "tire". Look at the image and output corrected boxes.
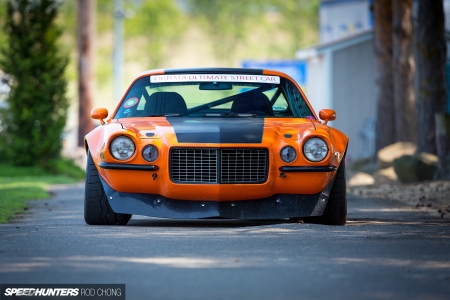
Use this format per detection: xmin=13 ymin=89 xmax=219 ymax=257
xmin=301 ymin=160 xmax=347 ymax=225
xmin=84 ymin=150 xmax=131 ymax=225
xmin=320 ymin=160 xmax=347 ymax=225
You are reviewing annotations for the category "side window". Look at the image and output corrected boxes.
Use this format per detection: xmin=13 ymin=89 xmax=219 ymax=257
xmin=136 ymin=97 xmax=146 ymax=110
xmin=264 ymin=88 xmax=291 ymax=116
xmin=284 ymin=80 xmax=312 ymax=118
xmin=128 ymin=95 xmax=146 ymax=117
xmin=272 ymin=94 xmax=289 ymax=112
xmin=115 ymin=86 xmax=146 ymax=118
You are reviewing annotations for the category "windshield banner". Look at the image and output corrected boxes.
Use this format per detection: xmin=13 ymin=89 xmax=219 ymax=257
xmin=150 ymin=74 xmax=280 ymax=84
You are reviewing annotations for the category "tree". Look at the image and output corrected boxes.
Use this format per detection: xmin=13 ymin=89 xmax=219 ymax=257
xmin=392 ymin=0 xmax=416 ymax=143
xmin=0 ymin=0 xmax=69 ymax=168
xmin=269 ymin=0 xmax=319 ymax=55
xmin=187 ymin=0 xmax=264 ymax=65
xmin=125 ymin=0 xmax=184 ymax=68
xmin=77 ymin=0 xmax=96 ymax=146
xmin=415 ymin=0 xmax=447 ymax=155
xmin=373 ymin=0 xmax=395 ymax=152
xmin=187 ymin=0 xmax=319 ymax=64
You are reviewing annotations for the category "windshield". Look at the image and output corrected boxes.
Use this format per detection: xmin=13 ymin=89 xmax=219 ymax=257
xmin=114 ymin=74 xmax=314 ymax=119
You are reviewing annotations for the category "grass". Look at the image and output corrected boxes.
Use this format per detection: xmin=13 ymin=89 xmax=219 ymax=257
xmin=0 ymin=159 xmax=85 ymax=223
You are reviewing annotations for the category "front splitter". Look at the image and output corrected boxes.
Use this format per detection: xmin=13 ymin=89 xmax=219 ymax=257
xmin=99 ymin=177 xmax=334 ymax=220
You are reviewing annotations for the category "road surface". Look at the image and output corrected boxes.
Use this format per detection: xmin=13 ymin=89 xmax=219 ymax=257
xmin=0 ymin=183 xmax=449 ymax=299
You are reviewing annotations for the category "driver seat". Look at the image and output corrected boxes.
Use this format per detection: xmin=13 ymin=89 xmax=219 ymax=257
xmin=144 ymin=92 xmax=188 ymax=116
xmin=230 ymin=92 xmax=274 ymax=116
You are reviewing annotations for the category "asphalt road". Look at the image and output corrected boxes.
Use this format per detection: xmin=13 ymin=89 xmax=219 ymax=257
xmin=0 ymin=183 xmax=449 ymax=300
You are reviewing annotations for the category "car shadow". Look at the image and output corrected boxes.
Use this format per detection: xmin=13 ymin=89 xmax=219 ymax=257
xmin=126 ymin=216 xmax=449 ymax=228
xmin=127 ymin=217 xmax=302 ymax=228
xmin=346 ymin=217 xmax=450 ymax=226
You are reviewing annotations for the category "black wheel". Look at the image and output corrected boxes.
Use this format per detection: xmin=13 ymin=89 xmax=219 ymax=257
xmin=302 ymin=160 xmax=347 ymax=226
xmin=321 ymin=160 xmax=347 ymax=225
xmin=84 ymin=150 xmax=131 ymax=225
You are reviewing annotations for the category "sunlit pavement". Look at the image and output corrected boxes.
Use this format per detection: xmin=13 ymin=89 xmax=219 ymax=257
xmin=0 ymin=183 xmax=449 ymax=300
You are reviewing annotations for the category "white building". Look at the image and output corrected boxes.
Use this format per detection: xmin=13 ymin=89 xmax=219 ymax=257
xmin=296 ymin=0 xmax=450 ymax=161
xmin=296 ymin=0 xmax=376 ymax=161
xmin=319 ymin=0 xmax=373 ymax=44
xmin=297 ymin=29 xmax=376 ymax=161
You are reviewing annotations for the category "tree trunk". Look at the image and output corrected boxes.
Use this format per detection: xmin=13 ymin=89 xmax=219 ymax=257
xmin=77 ymin=0 xmax=96 ymax=146
xmin=415 ymin=0 xmax=447 ymax=155
xmin=374 ymin=0 xmax=395 ymax=152
xmin=435 ymin=113 xmax=450 ymax=179
xmin=392 ymin=0 xmax=416 ymax=143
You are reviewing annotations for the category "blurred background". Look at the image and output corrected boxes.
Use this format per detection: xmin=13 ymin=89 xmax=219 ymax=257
xmin=0 ymin=0 xmax=449 ymax=182
xmin=0 ymin=0 xmax=322 ymax=157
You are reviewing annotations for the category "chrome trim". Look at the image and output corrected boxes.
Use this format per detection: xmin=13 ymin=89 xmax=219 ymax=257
xmin=98 ymin=162 xmax=158 ymax=171
xmin=279 ymin=166 xmax=337 ymax=172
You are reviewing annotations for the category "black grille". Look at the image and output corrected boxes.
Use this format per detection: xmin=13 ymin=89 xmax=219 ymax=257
xmin=220 ymin=149 xmax=267 ymax=183
xmin=170 ymin=149 xmax=218 ymax=183
xmin=170 ymin=148 xmax=268 ymax=184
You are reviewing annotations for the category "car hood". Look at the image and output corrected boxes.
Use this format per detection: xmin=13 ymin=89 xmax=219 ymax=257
xmin=118 ymin=117 xmax=326 ymax=143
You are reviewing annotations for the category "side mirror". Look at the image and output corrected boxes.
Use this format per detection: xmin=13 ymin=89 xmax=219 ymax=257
xmin=319 ymin=109 xmax=336 ymax=125
xmin=91 ymin=108 xmax=108 ymax=125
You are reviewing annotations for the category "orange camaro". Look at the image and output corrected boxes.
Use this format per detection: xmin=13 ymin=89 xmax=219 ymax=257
xmin=84 ymin=68 xmax=348 ymax=225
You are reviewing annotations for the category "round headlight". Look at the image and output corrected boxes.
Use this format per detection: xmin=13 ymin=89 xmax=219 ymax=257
xmin=280 ymin=146 xmax=297 ymax=163
xmin=304 ymin=138 xmax=328 ymax=162
xmin=110 ymin=136 xmax=135 ymax=160
xmin=142 ymin=145 xmax=158 ymax=162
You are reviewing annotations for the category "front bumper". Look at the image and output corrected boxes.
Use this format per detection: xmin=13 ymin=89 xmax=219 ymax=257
xmin=100 ymin=176 xmax=335 ymax=220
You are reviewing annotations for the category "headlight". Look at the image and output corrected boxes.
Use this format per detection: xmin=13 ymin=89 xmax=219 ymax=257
xmin=280 ymin=146 xmax=297 ymax=163
xmin=142 ymin=145 xmax=158 ymax=162
xmin=110 ymin=136 xmax=135 ymax=160
xmin=303 ymin=138 xmax=328 ymax=162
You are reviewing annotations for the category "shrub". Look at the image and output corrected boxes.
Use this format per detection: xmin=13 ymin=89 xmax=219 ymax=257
xmin=0 ymin=0 xmax=68 ymax=169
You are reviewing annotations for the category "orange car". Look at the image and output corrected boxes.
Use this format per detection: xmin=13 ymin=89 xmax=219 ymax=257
xmin=84 ymin=68 xmax=348 ymax=225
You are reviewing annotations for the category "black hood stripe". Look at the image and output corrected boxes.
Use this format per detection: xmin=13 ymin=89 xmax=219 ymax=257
xmin=167 ymin=117 xmax=264 ymax=143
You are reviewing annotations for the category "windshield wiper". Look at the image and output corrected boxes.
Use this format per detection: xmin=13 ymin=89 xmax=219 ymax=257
xmin=202 ymin=113 xmax=257 ymax=118
xmin=145 ymin=113 xmax=183 ymax=117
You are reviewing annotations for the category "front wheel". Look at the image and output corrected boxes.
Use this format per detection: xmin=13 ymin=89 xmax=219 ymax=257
xmin=84 ymin=150 xmax=131 ymax=225
xmin=320 ymin=160 xmax=347 ymax=225
xmin=302 ymin=160 xmax=347 ymax=225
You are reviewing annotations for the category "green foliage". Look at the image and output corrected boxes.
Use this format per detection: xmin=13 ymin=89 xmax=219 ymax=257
xmin=124 ymin=0 xmax=184 ymax=68
xmin=0 ymin=1 xmax=6 ymax=55
xmin=47 ymin=157 xmax=86 ymax=179
xmin=0 ymin=160 xmax=84 ymax=223
xmin=90 ymin=0 xmax=115 ymax=87
xmin=0 ymin=184 xmax=49 ymax=223
xmin=187 ymin=0 xmax=319 ymax=62
xmin=187 ymin=0 xmax=265 ymax=64
xmin=0 ymin=163 xmax=49 ymax=177
xmin=57 ymin=0 xmax=77 ymax=84
xmin=0 ymin=158 xmax=85 ymax=179
xmin=97 ymin=0 xmax=114 ymax=35
xmin=0 ymin=173 xmax=82 ymax=223
xmin=270 ymin=0 xmax=320 ymax=53
xmin=59 ymin=0 xmax=184 ymax=88
xmin=56 ymin=0 xmax=319 ymax=103
xmin=0 ymin=0 xmax=69 ymax=168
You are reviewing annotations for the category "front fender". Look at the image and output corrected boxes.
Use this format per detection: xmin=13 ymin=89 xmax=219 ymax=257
xmin=84 ymin=122 xmax=126 ymax=171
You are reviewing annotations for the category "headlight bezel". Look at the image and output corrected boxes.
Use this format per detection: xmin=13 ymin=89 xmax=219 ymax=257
xmin=142 ymin=144 xmax=159 ymax=162
xmin=280 ymin=145 xmax=297 ymax=163
xmin=303 ymin=137 xmax=329 ymax=162
xmin=109 ymin=135 xmax=136 ymax=161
